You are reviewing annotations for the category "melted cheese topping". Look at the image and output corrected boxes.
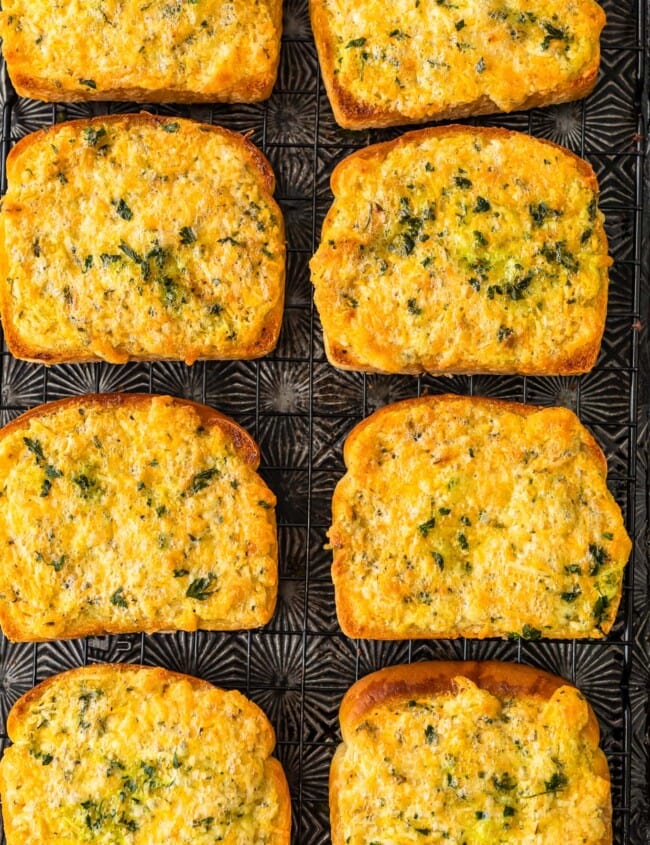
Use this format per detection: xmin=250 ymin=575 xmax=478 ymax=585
xmin=1 ymin=118 xmax=284 ymax=364
xmin=317 ymin=0 xmax=604 ymax=121
xmin=0 ymin=0 xmax=280 ymax=101
xmin=334 ymin=678 xmax=611 ymax=843
xmin=0 ymin=397 xmax=277 ymax=639
xmin=311 ymin=129 xmax=609 ymax=374
xmin=0 ymin=666 xmax=289 ymax=844
xmin=330 ymin=398 xmax=630 ymax=638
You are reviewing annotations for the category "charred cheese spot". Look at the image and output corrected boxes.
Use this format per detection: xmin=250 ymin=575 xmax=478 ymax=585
xmin=0 ymin=396 xmax=277 ymax=640
xmin=0 ymin=116 xmax=284 ymax=364
xmin=311 ymin=127 xmax=610 ymax=374
xmin=330 ymin=397 xmax=631 ymax=639
xmin=334 ymin=678 xmax=611 ymax=844
xmin=0 ymin=666 xmax=290 ymax=844
xmin=0 ymin=0 xmax=281 ymax=102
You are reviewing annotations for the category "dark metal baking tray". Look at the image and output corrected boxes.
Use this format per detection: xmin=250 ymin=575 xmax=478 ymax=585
xmin=0 ymin=0 xmax=647 ymax=841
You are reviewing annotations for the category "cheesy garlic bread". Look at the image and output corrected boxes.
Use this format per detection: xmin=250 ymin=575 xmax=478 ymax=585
xmin=0 ymin=114 xmax=285 ymax=365
xmin=330 ymin=395 xmax=631 ymax=640
xmin=0 ymin=394 xmax=278 ymax=641
xmin=0 ymin=664 xmax=291 ymax=844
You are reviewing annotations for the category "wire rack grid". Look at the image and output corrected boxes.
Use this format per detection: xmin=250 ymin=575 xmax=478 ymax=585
xmin=0 ymin=0 xmax=648 ymax=842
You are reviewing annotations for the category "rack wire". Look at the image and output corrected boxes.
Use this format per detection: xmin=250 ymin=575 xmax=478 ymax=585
xmin=0 ymin=0 xmax=647 ymax=841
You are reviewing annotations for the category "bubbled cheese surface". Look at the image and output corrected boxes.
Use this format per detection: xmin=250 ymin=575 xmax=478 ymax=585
xmin=0 ymin=116 xmax=284 ymax=364
xmin=314 ymin=0 xmax=604 ymax=123
xmin=0 ymin=0 xmax=281 ymax=101
xmin=330 ymin=397 xmax=631 ymax=639
xmin=0 ymin=666 xmax=290 ymax=844
xmin=0 ymin=396 xmax=277 ymax=640
xmin=334 ymin=677 xmax=611 ymax=844
xmin=311 ymin=128 xmax=610 ymax=374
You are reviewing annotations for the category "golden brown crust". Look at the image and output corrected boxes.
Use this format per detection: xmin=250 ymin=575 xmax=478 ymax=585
xmin=2 ymin=0 xmax=283 ymax=104
xmin=340 ymin=394 xmax=607 ymax=478
xmin=5 ymin=663 xmax=213 ymax=739
xmin=324 ymin=336 xmax=599 ymax=376
xmin=0 ymin=393 xmax=261 ymax=469
xmin=311 ymin=0 xmax=604 ymax=129
xmin=0 ymin=113 xmax=285 ymax=365
xmin=5 ymin=112 xmax=277 ymax=210
xmin=331 ymin=661 xmax=612 ymax=845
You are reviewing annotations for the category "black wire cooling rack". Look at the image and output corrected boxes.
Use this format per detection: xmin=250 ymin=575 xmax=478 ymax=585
xmin=0 ymin=0 xmax=648 ymax=842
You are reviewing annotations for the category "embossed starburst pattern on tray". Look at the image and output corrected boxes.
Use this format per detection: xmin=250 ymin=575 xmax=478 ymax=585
xmin=0 ymin=0 xmax=648 ymax=842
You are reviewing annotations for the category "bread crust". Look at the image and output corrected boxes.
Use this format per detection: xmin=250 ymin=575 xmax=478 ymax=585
xmin=331 ymin=395 xmax=630 ymax=640
xmin=312 ymin=124 xmax=609 ymax=376
xmin=0 ymin=392 xmax=260 ymax=468
xmin=1 ymin=663 xmax=291 ymax=844
xmin=340 ymin=394 xmax=606 ymax=477
xmin=311 ymin=0 xmax=605 ymax=129
xmin=0 ymin=112 xmax=285 ymax=365
xmin=330 ymin=660 xmax=611 ymax=845
xmin=0 ymin=394 xmax=278 ymax=641
xmin=1 ymin=0 xmax=282 ymax=104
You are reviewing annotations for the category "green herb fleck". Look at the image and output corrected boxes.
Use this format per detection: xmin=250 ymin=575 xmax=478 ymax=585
xmin=458 ymin=533 xmax=469 ymax=550
xmin=408 ymin=298 xmax=422 ymax=315
xmin=418 ymin=517 xmax=436 ymax=538
xmin=529 ymin=202 xmax=562 ymax=227
xmin=503 ymin=805 xmax=516 ymax=817
xmin=560 ymin=585 xmax=581 ymax=603
xmin=593 ymin=594 xmax=610 ymax=627
xmin=185 ymin=467 xmax=220 ymax=495
xmin=540 ymin=241 xmax=579 ymax=273
xmin=48 ymin=555 xmax=66 ymax=573
xmin=541 ymin=21 xmax=570 ymax=50
xmin=432 ymin=552 xmax=444 ymax=570
xmin=83 ymin=127 xmax=108 ymax=149
xmin=24 ymin=437 xmax=45 ymax=464
xmin=114 ymin=198 xmax=133 ymax=221
xmin=492 ymin=772 xmax=517 ymax=792
xmin=110 ymin=587 xmax=128 ymax=608
xmin=589 ymin=543 xmax=608 ymax=575
xmin=454 ymin=175 xmax=473 ymax=189
xmin=179 ymin=226 xmax=197 ymax=245
xmin=544 ymin=771 xmax=568 ymax=792
xmin=162 ymin=122 xmax=180 ymax=133
xmin=346 ymin=37 xmax=367 ymax=47
xmin=79 ymin=78 xmax=97 ymax=88
xmin=474 ymin=196 xmax=491 ymax=213
xmin=174 ymin=569 xmax=190 ymax=578
xmin=72 ymin=473 xmax=101 ymax=500
xmin=186 ymin=574 xmax=217 ymax=601
xmin=424 ymin=724 xmax=437 ymax=744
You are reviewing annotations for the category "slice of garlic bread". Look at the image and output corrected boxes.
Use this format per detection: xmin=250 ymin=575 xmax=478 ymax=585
xmin=0 ymin=394 xmax=278 ymax=640
xmin=0 ymin=664 xmax=291 ymax=844
xmin=311 ymin=125 xmax=610 ymax=375
xmin=331 ymin=661 xmax=611 ymax=845
xmin=0 ymin=113 xmax=285 ymax=364
xmin=330 ymin=395 xmax=631 ymax=639
xmin=311 ymin=0 xmax=605 ymax=128
xmin=0 ymin=0 xmax=282 ymax=103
